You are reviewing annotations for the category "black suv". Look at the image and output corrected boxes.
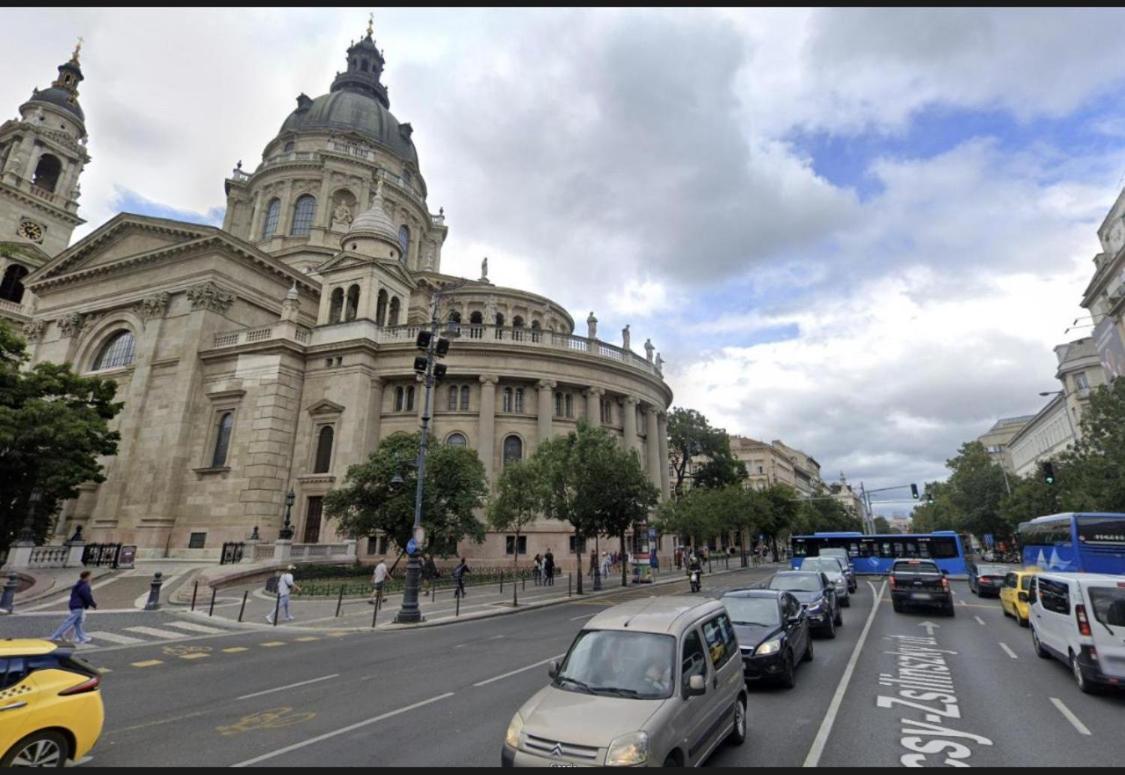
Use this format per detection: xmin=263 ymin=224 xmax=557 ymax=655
xmin=765 ymin=571 xmax=841 ymax=638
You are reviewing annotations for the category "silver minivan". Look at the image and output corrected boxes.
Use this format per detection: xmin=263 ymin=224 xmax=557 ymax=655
xmin=501 ymin=597 xmax=747 ymax=767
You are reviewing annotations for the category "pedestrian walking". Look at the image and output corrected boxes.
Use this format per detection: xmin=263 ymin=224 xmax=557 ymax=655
xmin=422 ymin=553 xmax=439 ymax=594
xmin=266 ymin=564 xmax=301 ymax=624
xmin=600 ymin=551 xmax=611 ymax=581
xmin=532 ymin=553 xmax=542 ymax=586
xmin=452 ymin=556 xmax=471 ymax=598
xmin=368 ymin=558 xmax=389 ymax=604
xmin=544 ymin=549 xmax=555 ymax=586
xmin=588 ymin=549 xmax=598 ymax=579
xmin=48 ymin=570 xmax=96 ymax=644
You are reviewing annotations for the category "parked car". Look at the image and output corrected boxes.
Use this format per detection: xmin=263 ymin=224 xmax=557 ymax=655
xmin=501 ymin=597 xmax=746 ymax=767
xmin=0 ymin=639 xmax=104 ymax=767
xmin=1029 ymin=572 xmax=1125 ymax=693
xmin=818 ymin=548 xmax=857 ymax=593
xmin=889 ymin=558 xmax=954 ymax=616
xmin=968 ymin=563 xmax=1012 ymax=598
xmin=721 ymin=589 xmax=813 ymax=689
xmin=798 ymin=556 xmax=851 ymax=607
xmin=766 ymin=570 xmax=841 ymax=637
xmin=999 ymin=568 xmax=1040 ymax=627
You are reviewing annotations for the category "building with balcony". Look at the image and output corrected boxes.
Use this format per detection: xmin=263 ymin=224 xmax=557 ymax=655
xmin=1083 ymin=186 xmax=1125 ymax=384
xmin=4 ymin=25 xmax=673 ymax=562
xmin=976 ymin=415 xmax=1033 ymax=474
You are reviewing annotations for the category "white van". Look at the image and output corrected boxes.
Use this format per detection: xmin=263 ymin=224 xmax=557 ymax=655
xmin=1029 ymin=572 xmax=1125 ymax=693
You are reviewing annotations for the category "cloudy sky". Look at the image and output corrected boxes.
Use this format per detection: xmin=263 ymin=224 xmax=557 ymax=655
xmin=5 ymin=8 xmax=1124 ymax=513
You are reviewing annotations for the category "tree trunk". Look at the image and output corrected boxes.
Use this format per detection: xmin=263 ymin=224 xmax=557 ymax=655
xmin=387 ymin=548 xmax=407 ymax=575
xmin=513 ymin=528 xmax=520 ymax=586
xmin=620 ymin=531 xmax=627 ymax=587
xmin=574 ymin=528 xmax=583 ymax=595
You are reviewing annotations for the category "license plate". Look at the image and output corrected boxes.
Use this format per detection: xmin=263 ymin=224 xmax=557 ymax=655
xmin=911 ymin=593 xmax=932 ymax=599
xmin=550 ymin=764 xmax=577 ymax=768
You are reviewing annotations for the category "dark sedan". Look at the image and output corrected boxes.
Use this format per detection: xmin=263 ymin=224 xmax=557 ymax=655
xmin=722 ymin=589 xmax=813 ymax=688
xmin=765 ymin=571 xmax=840 ymax=638
xmin=968 ymin=563 xmax=1012 ymax=598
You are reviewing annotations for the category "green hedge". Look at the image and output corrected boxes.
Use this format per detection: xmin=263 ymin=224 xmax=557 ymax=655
xmin=292 ymin=565 xmax=547 ymax=597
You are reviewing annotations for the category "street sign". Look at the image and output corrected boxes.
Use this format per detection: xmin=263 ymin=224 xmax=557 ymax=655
xmin=405 ymin=538 xmax=419 ymax=556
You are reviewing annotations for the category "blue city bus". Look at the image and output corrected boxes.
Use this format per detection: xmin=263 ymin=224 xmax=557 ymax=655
xmin=1016 ymin=512 xmax=1125 ymax=574
xmin=790 ymin=531 xmax=970 ymax=576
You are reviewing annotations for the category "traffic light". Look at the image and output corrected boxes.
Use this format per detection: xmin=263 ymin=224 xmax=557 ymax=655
xmin=1043 ymin=461 xmax=1056 ymax=486
xmin=910 ymin=483 xmax=919 ymax=500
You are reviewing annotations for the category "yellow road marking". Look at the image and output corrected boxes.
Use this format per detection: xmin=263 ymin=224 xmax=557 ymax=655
xmin=223 ymin=647 xmax=249 ymax=653
xmin=97 ymin=667 xmax=112 ymax=674
xmin=179 ymin=653 xmax=210 ymax=660
xmin=326 ymin=631 xmax=349 ymax=637
xmin=216 ymin=706 xmax=317 ymax=737
xmin=131 ymin=659 xmax=163 ymax=668
xmin=260 ymin=641 xmax=286 ymax=648
xmin=294 ymin=636 xmax=320 ymax=642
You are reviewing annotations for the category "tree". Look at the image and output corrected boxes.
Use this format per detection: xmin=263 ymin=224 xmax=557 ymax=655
xmin=653 ymin=484 xmax=750 ymax=555
xmin=0 ymin=321 xmax=123 ymax=550
xmin=796 ymin=497 xmax=863 ymax=534
xmin=588 ymin=443 xmax=660 ymax=587
xmin=910 ymin=481 xmax=958 ymax=533
xmin=324 ymin=431 xmax=488 ymax=569
xmin=1000 ymin=473 xmax=1063 ymax=530
xmin=759 ymin=484 xmax=801 ymax=561
xmin=487 ymin=459 xmax=542 ymax=582
xmin=667 ymin=407 xmax=738 ymax=497
xmin=1058 ymin=380 xmax=1125 ymax=512
xmin=944 ymin=441 xmax=1010 ymax=540
xmin=873 ymin=516 xmax=892 ymax=534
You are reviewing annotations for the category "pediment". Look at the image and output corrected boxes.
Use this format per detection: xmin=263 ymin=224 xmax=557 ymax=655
xmin=317 ymin=252 xmax=374 ymax=274
xmin=306 ymin=399 xmax=346 ymax=416
xmin=316 ymin=252 xmax=417 ymax=290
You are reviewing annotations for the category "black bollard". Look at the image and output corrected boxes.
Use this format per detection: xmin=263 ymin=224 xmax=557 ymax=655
xmin=371 ymin=588 xmax=381 ymax=628
xmin=144 ymin=572 xmax=164 ymax=611
xmin=456 ymin=589 xmax=461 ymax=617
xmin=335 ymin=585 xmax=344 ymax=618
xmin=190 ymin=580 xmax=198 ymax=611
xmin=208 ymin=588 xmax=217 ymax=617
xmin=568 ymin=573 xmax=572 ymax=597
xmin=500 ymin=572 xmax=503 ymax=594
xmin=0 ymin=573 xmax=19 ymax=613
xmin=272 ymin=592 xmax=280 ymax=627
xmin=237 ymin=590 xmax=248 ymax=622
xmin=522 ymin=573 xmax=526 ymax=592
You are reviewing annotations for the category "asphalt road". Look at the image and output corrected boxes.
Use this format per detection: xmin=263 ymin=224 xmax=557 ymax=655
xmin=34 ymin=570 xmax=1124 ymax=767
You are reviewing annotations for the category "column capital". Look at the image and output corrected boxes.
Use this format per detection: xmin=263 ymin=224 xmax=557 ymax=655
xmin=537 ymin=379 xmax=557 ymax=390
xmin=585 ymin=386 xmax=605 ymax=397
xmin=623 ymin=395 xmax=638 ymax=406
xmin=479 ymin=374 xmax=499 ymax=386
xmin=369 ymin=376 xmax=384 ymax=388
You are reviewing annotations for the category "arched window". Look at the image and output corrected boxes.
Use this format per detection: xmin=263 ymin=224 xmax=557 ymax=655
xmin=531 ymin=320 xmax=541 ymax=343
xmin=329 ymin=287 xmax=344 ymax=324
xmin=503 ymin=435 xmax=523 ymax=465
xmin=512 ymin=315 xmax=525 ymax=341
xmin=290 ymin=195 xmax=317 ymax=236
xmin=313 ymin=426 xmax=334 ymax=473
xmin=555 ymin=391 xmax=564 ymax=418
xmin=565 ymin=394 xmax=573 ymax=418
xmin=262 ymin=198 xmax=281 ymax=239
xmin=388 ymin=296 xmax=400 ymax=326
xmin=212 ymin=412 xmax=234 ymax=468
xmin=406 ymin=385 xmax=415 ymax=412
xmin=469 ymin=311 xmax=483 ymax=339
xmin=376 ymin=289 xmax=388 ymax=326
xmin=460 ymin=385 xmax=470 ymax=411
xmin=398 ymin=225 xmax=410 ymax=262
xmin=495 ymin=313 xmax=505 ymax=340
xmin=361 ymin=60 xmax=370 ymax=72
xmin=448 ymin=385 xmax=459 ymax=411
xmin=395 ymin=387 xmax=405 ymax=412
xmin=502 ymin=387 xmax=513 ymax=413
xmin=92 ymin=330 xmax=135 ymax=371
xmin=448 ymin=310 xmax=462 ymax=323
xmin=345 ymin=284 xmax=360 ymax=322
xmin=446 ymin=432 xmax=468 ymax=448
xmin=0 ymin=264 xmax=29 ymax=303
xmin=284 ymin=141 xmax=295 ymax=153
xmin=32 ymin=154 xmax=61 ymax=192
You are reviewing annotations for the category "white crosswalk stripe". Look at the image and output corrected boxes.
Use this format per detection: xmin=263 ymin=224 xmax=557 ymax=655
xmin=124 ymin=626 xmax=191 ymax=640
xmin=162 ymin=621 xmax=225 ymax=634
xmin=85 ymin=631 xmax=145 ymax=645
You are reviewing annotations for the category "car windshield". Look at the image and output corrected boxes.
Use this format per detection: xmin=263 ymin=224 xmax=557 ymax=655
xmin=978 ymin=565 xmax=1008 ymax=576
xmin=769 ymin=573 xmax=822 ymax=593
xmin=1088 ymin=587 xmax=1125 ymax=630
xmin=800 ymin=558 xmax=841 ymax=575
xmin=722 ymin=596 xmax=780 ymax=627
xmin=1021 ymin=575 xmax=1033 ymax=590
xmin=894 ymin=561 xmax=939 ymax=574
xmin=555 ymin=630 xmax=675 ymax=700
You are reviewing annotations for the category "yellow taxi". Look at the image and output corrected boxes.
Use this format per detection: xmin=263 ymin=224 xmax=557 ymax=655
xmin=1 ymin=639 xmax=104 ymax=767
xmin=998 ymin=568 xmax=1040 ymax=627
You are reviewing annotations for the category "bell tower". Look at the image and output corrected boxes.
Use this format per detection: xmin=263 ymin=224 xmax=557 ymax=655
xmin=0 ymin=40 xmax=91 ymax=264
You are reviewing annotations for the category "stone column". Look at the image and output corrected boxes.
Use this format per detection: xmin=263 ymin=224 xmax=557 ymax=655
xmin=585 ymin=386 xmax=603 ymax=427
xmin=478 ymin=375 xmax=498 ymax=485
xmin=657 ymin=410 xmax=671 ymax=500
xmin=278 ymin=180 xmax=295 ymax=236
xmin=365 ymin=377 xmax=384 ymax=455
xmin=248 ymin=190 xmax=262 ymax=240
xmin=623 ymin=396 xmax=640 ymax=455
xmin=646 ymin=406 xmax=662 ymax=490
xmin=537 ymin=379 xmax=556 ymax=443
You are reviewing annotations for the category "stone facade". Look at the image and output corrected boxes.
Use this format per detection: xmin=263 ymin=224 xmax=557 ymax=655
xmin=4 ymin=28 xmax=673 ymax=564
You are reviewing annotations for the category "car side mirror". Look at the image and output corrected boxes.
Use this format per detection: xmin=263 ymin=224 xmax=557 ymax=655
xmin=1018 ymin=591 xmax=1028 ymax=603
xmin=941 ymin=569 xmax=949 ymax=575
xmin=547 ymin=660 xmax=560 ymax=679
xmin=1027 ymin=588 xmax=1038 ymax=605
xmin=687 ymin=674 xmax=706 ymax=696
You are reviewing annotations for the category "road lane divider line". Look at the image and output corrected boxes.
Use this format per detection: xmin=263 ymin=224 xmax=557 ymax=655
xmin=85 ymin=631 xmax=145 ymax=645
xmin=163 ymin=621 xmax=226 ymax=634
xmin=236 ymin=673 xmax=340 ymax=701
xmin=179 ymin=653 xmax=210 ymax=660
xmin=473 ymin=654 xmax=567 ymax=687
xmin=974 ymin=616 xmax=986 ymax=626
xmin=998 ymin=642 xmax=1018 ymax=659
xmin=295 ymin=636 xmax=320 ymax=642
xmin=1050 ymin=697 xmax=1091 ymax=736
xmin=260 ymin=641 xmax=286 ymax=648
xmin=803 ymin=580 xmax=886 ymax=768
xmin=569 ymin=613 xmax=597 ymax=621
xmin=130 ymin=659 xmax=163 ymax=668
xmin=231 ymin=691 xmax=456 ymax=767
xmin=124 ymin=626 xmax=190 ymax=640
xmin=223 ymin=647 xmax=249 ymax=653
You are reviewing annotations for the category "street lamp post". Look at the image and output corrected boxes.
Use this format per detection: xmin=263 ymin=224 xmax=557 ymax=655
xmin=16 ymin=490 xmax=41 ymax=545
xmin=395 ymin=280 xmax=468 ymax=624
xmin=279 ymin=489 xmax=295 ymax=540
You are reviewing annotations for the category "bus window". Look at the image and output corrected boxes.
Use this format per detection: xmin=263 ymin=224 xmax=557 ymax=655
xmin=848 ymin=542 xmax=859 ymax=558
xmin=917 ymin=542 xmax=931 ymax=558
xmin=879 ymin=542 xmax=893 ymax=558
xmin=893 ymin=542 xmax=904 ymax=557
xmin=929 ymin=538 xmax=958 ymax=558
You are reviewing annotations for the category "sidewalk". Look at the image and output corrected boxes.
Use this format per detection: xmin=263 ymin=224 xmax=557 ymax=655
xmin=176 ymin=558 xmax=784 ymax=633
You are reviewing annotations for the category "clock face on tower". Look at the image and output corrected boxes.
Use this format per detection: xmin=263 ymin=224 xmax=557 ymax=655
xmin=17 ymin=219 xmax=43 ymax=243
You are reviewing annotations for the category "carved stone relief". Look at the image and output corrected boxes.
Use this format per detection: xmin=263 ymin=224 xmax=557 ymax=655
xmin=57 ymin=311 xmax=86 ymax=338
xmin=136 ymin=291 xmax=171 ymax=321
xmin=186 ymin=282 xmax=235 ymax=313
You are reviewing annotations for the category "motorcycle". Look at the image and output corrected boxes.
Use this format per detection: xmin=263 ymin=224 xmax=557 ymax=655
xmin=689 ymin=569 xmax=701 ymax=593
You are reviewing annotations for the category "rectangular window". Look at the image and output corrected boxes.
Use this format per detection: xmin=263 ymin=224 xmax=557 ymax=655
xmin=681 ymin=630 xmax=707 ymax=690
xmin=601 ymin=398 xmax=612 ymax=424
xmin=303 ymin=496 xmax=323 ymax=544
xmin=514 ymin=388 xmax=525 ymax=414
xmin=189 ymin=532 xmax=207 ymax=549
xmin=502 ymin=389 xmax=513 ymax=413
xmin=1038 ymin=577 xmax=1070 ymax=614
xmin=367 ymin=537 xmax=379 ymax=555
xmin=565 ymin=394 xmax=573 ymax=418
xmin=1077 ymin=516 xmax=1125 ymax=546
xmin=395 ymin=387 xmax=404 ymax=412
xmin=505 ymin=535 xmax=528 ymax=555
xmin=406 ymin=386 xmax=415 ymax=412
xmin=1075 ymin=372 xmax=1090 ymax=390
xmin=460 ymin=385 xmax=470 ymax=411
xmin=555 ymin=392 xmax=564 ymax=417
xmin=701 ymin=616 xmax=731 ymax=670
xmin=569 ymin=535 xmax=587 ymax=554
xmin=448 ymin=385 xmax=458 ymax=411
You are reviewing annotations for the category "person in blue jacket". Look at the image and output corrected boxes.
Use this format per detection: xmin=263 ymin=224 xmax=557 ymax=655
xmin=49 ymin=570 xmax=97 ymax=644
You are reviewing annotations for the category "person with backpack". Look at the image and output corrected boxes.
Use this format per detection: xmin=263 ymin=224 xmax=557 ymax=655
xmin=49 ymin=570 xmax=96 ymax=644
xmin=422 ymin=553 xmax=439 ymax=595
xmin=543 ymin=549 xmax=555 ymax=586
xmin=453 ymin=557 xmax=470 ymax=598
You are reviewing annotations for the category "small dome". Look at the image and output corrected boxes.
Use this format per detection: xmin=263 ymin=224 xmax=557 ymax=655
xmin=346 ymin=183 xmax=399 ymax=245
xmin=279 ymin=90 xmax=416 ymax=164
xmin=27 ymin=87 xmax=85 ymax=122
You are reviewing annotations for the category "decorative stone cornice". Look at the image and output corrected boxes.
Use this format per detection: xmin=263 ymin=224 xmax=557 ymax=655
xmin=537 ymin=379 xmax=557 ymax=390
xmin=57 ymin=311 xmax=86 ymax=338
xmin=187 ymin=282 xmax=235 ymax=313
xmin=21 ymin=319 xmax=47 ymax=341
xmin=479 ymin=374 xmax=499 ymax=386
xmin=136 ymin=291 xmax=171 ymax=321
